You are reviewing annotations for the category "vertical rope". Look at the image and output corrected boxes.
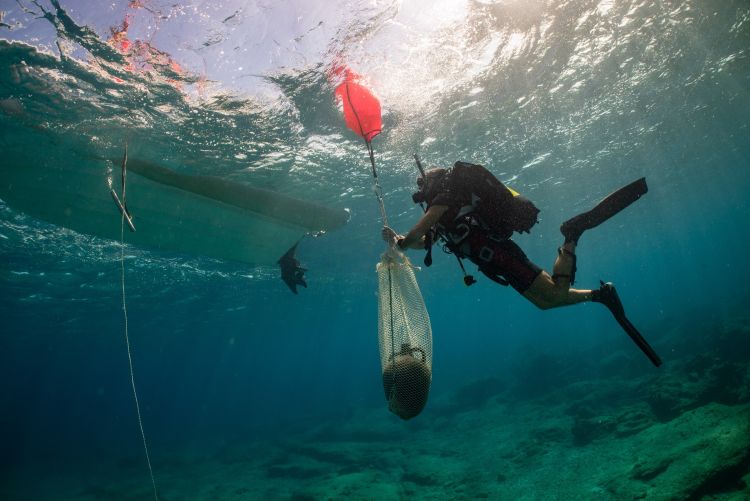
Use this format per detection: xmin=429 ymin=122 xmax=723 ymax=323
xmin=387 ymin=264 xmax=396 ymax=400
xmin=341 ymin=81 xmax=388 ymax=226
xmin=342 ymin=78 xmax=400 ymax=402
xmin=117 ymin=155 xmax=158 ymax=500
xmin=367 ymin=141 xmax=389 ymax=226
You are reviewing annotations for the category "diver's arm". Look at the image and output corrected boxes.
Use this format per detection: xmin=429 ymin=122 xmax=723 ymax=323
xmin=398 ymin=205 xmax=448 ymax=249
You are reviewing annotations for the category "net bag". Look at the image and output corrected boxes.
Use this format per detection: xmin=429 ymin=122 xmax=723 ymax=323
xmin=377 ymin=248 xmax=433 ymax=420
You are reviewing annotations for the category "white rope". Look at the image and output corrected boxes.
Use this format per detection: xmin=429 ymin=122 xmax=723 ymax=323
xmin=366 ymin=141 xmax=389 ymax=227
xmin=119 ymin=215 xmax=159 ymax=501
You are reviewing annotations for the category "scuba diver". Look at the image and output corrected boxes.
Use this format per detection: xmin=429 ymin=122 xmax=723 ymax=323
xmin=382 ymin=159 xmax=662 ymax=367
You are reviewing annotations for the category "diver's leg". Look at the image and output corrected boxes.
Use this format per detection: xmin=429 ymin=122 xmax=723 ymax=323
xmin=522 ymin=271 xmax=592 ymax=310
xmin=551 ymin=241 xmax=577 ymax=289
xmin=477 ymin=239 xmax=591 ymax=309
xmin=472 ymin=239 xmax=590 ymax=309
xmin=520 ymin=242 xmax=594 ymax=309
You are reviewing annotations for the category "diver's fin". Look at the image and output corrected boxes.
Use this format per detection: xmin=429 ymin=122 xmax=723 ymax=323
xmin=593 ymin=281 xmax=662 ymax=367
xmin=561 ymin=177 xmax=647 ymax=243
xmin=614 ymin=310 xmax=663 ymax=367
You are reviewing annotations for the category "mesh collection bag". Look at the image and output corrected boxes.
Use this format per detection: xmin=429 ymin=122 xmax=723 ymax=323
xmin=377 ymin=248 xmax=433 ymax=420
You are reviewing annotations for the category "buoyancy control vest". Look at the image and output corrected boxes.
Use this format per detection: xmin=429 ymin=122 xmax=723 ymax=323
xmin=425 ymin=161 xmax=540 ymax=242
xmin=413 ymin=161 xmax=540 ymax=286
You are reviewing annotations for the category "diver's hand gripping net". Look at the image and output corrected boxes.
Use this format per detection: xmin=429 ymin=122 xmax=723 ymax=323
xmin=377 ymin=249 xmax=433 ymax=420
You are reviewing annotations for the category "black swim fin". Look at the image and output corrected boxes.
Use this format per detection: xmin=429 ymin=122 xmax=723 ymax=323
xmin=561 ymin=177 xmax=648 ymax=244
xmin=593 ymin=282 xmax=662 ymax=367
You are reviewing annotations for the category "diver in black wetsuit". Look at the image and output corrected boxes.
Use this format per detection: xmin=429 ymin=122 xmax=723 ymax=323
xmin=383 ymin=161 xmax=662 ymax=367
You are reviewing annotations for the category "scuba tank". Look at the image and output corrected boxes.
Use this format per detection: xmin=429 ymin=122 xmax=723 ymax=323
xmin=415 ymin=160 xmax=539 ymax=239
xmin=411 ymin=156 xmax=540 ymax=285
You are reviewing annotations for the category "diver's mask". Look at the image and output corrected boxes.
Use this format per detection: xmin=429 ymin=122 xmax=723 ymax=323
xmin=412 ymin=168 xmax=447 ymax=204
xmin=412 ymin=175 xmax=428 ymax=204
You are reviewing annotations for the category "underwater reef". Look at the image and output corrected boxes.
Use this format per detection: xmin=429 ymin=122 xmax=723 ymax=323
xmin=4 ymin=314 xmax=749 ymax=500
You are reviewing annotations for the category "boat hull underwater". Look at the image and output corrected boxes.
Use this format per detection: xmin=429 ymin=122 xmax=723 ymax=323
xmin=0 ymin=153 xmax=349 ymax=265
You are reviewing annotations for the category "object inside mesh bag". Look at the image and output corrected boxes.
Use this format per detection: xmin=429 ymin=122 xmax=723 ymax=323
xmin=377 ymin=250 xmax=433 ymax=420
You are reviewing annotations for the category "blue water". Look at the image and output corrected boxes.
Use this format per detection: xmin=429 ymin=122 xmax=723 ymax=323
xmin=2 ymin=0 xmax=750 ymax=499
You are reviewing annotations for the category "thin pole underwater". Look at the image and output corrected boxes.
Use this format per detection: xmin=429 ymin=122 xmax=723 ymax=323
xmin=111 ymin=145 xmax=159 ymax=501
